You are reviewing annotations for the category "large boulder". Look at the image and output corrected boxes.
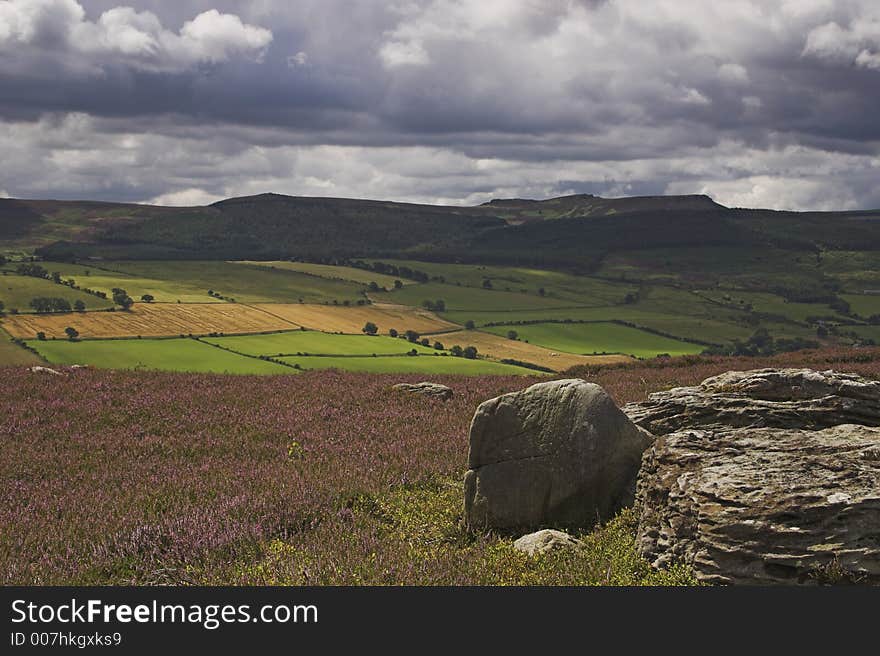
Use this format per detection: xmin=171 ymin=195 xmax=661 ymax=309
xmin=636 ymin=424 xmax=880 ymax=585
xmin=624 ymin=368 xmax=880 ymax=435
xmin=464 ymin=379 xmax=652 ymax=531
xmin=392 ymin=382 xmax=453 ymax=400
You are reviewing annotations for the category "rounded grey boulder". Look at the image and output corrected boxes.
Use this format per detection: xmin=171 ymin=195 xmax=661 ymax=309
xmin=464 ymin=379 xmax=652 ymax=531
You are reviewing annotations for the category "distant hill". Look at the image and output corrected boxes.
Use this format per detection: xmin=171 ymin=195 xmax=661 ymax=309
xmin=1 ymin=191 xmax=879 ymax=268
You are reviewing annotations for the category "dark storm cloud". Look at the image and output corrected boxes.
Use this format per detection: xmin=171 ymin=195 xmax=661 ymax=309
xmin=1 ymin=0 xmax=880 ymax=209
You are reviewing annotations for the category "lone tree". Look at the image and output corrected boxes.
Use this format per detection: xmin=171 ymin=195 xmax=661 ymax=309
xmin=463 ymin=345 xmax=478 ymax=359
xmin=64 ymin=326 xmax=79 ymax=341
xmin=450 ymin=345 xmax=463 ymax=357
xmin=111 ymin=288 xmax=134 ymax=310
xmin=404 ymin=330 xmax=420 ymax=343
xmin=538 ymin=287 xmax=545 ymax=297
xmin=389 ymin=328 xmax=398 ymax=338
xmin=36 ymin=331 xmax=46 ymax=341
xmin=433 ymin=341 xmax=444 ymax=350
xmin=141 ymin=294 xmax=154 ymax=303
xmin=506 ymin=329 xmax=518 ymax=340
xmin=362 ymin=321 xmax=379 ymax=335
xmin=482 ymin=279 xmax=493 ymax=289
xmin=393 ymin=280 xmax=403 ymax=289
xmin=368 ymin=281 xmax=381 ymax=292
xmin=74 ymin=299 xmax=85 ymax=312
xmin=465 ymin=320 xmax=475 ymax=330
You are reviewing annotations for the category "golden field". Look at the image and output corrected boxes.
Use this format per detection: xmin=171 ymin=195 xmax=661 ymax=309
xmin=1 ymin=303 xmax=301 ymax=339
xmin=252 ymin=303 xmax=459 ymax=335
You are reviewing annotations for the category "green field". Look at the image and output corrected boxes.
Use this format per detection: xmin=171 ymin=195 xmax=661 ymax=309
xmin=202 ymin=331 xmax=437 ymax=356
xmin=385 ymin=281 xmax=583 ymax=311
xmin=0 ymin=273 xmax=113 ymax=312
xmin=820 ymin=251 xmax=880 ymax=292
xmin=842 ymin=294 xmax=880 ymax=318
xmin=0 ymin=328 xmax=41 ymax=366
xmin=238 ymin=261 xmax=408 ymax=288
xmin=596 ymin=247 xmax=825 ymax=288
xmin=846 ymin=324 xmax=880 ymax=343
xmin=697 ymin=289 xmax=843 ymax=323
xmin=80 ymin=261 xmax=367 ymax=304
xmin=444 ymin=306 xmax=754 ymax=343
xmin=484 ymin=322 xmax=704 ymax=358
xmin=279 ymin=354 xmax=537 ymax=375
xmin=28 ymin=337 xmax=293 ymax=374
xmin=376 ymin=260 xmax=635 ymax=304
xmin=35 ymin=262 xmax=223 ymax=304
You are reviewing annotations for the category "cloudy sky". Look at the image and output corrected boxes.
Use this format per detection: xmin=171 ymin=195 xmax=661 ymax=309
xmin=1 ymin=0 xmax=880 ymax=210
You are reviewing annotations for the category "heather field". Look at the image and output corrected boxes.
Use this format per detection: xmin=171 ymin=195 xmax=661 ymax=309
xmin=4 ymin=346 xmax=879 ymax=586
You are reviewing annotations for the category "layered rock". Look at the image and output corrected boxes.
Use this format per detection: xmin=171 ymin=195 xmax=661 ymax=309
xmin=637 ymin=424 xmax=880 ymax=584
xmin=624 ymin=368 xmax=880 ymax=435
xmin=464 ymin=379 xmax=652 ymax=530
xmin=630 ymin=368 xmax=880 ymax=584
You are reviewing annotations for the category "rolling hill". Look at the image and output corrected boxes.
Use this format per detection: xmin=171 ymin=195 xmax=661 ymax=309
xmin=1 ymin=191 xmax=877 ymax=277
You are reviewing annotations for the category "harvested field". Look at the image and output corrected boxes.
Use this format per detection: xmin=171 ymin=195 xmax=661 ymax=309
xmin=1 ymin=303 xmax=300 ymax=339
xmin=440 ymin=330 xmax=632 ymax=371
xmin=252 ymin=303 xmax=459 ymax=335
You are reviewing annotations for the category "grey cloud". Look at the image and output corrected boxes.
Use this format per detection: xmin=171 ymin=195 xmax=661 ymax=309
xmin=1 ymin=0 xmax=880 ymax=210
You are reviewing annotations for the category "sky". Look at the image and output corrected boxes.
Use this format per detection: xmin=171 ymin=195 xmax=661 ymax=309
xmin=1 ymin=0 xmax=880 ymax=210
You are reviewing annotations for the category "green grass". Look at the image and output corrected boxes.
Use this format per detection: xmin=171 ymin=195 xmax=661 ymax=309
xmin=0 ymin=273 xmax=113 ymax=312
xmin=842 ymin=294 xmax=880 ymax=318
xmin=596 ymin=247 xmax=824 ymax=288
xmin=219 ymin=480 xmax=696 ymax=585
xmin=376 ymin=259 xmax=635 ymax=305
xmin=385 ymin=281 xmax=583 ymax=311
xmin=278 ymin=354 xmax=538 ymax=375
xmin=846 ymin=325 xmax=880 ymax=343
xmin=237 ymin=261 xmax=408 ymax=288
xmin=485 ymin=322 xmax=704 ymax=358
xmin=444 ymin=306 xmax=754 ymax=343
xmin=0 ymin=327 xmax=41 ymax=366
xmin=93 ymin=261 xmax=367 ymax=304
xmin=34 ymin=262 xmax=222 ymax=304
xmin=202 ymin=331 xmax=437 ymax=356
xmin=697 ymin=289 xmax=843 ymax=323
xmin=27 ymin=337 xmax=293 ymax=374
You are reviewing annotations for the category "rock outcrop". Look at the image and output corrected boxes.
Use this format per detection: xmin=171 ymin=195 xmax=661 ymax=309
xmin=624 ymin=368 xmax=880 ymax=435
xmin=28 ymin=366 xmax=63 ymax=376
xmin=631 ymin=368 xmax=880 ymax=584
xmin=513 ymin=529 xmax=583 ymax=556
xmin=637 ymin=424 xmax=880 ymax=584
xmin=392 ymin=382 xmax=453 ymax=400
xmin=464 ymin=379 xmax=652 ymax=531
